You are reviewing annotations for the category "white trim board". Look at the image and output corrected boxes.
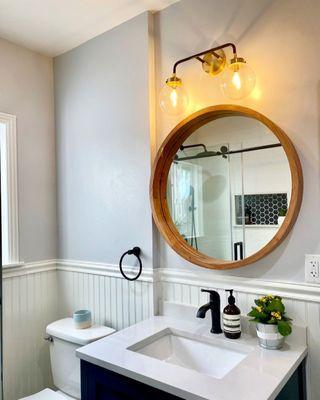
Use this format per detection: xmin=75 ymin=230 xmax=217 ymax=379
xmin=2 ymin=260 xmax=154 ymax=281
xmin=3 ymin=260 xmax=320 ymax=303
xmin=0 ymin=112 xmax=19 ymax=265
xmin=56 ymin=259 xmax=154 ymax=282
xmin=156 ymin=268 xmax=320 ymax=303
xmin=2 ymin=259 xmax=56 ymax=279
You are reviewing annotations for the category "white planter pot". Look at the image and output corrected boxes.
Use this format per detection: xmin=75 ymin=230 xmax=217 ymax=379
xmin=256 ymin=323 xmax=284 ymax=350
xmin=277 ymin=216 xmax=285 ymax=226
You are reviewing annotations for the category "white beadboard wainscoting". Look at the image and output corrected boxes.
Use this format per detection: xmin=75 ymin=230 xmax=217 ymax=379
xmin=156 ymin=268 xmax=320 ymax=400
xmin=3 ymin=261 xmax=320 ymax=400
xmin=2 ymin=261 xmax=58 ymax=400
xmin=56 ymin=260 xmax=154 ymax=331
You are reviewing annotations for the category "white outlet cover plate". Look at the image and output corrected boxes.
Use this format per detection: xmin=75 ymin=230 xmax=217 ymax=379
xmin=305 ymin=254 xmax=320 ymax=284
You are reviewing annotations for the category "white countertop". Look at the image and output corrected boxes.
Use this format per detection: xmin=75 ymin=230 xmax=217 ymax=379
xmin=77 ymin=313 xmax=307 ymax=400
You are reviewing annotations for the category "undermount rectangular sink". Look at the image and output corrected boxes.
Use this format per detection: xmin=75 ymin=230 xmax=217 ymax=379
xmin=128 ymin=328 xmax=252 ymax=379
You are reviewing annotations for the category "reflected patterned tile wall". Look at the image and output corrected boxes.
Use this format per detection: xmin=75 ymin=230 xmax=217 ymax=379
xmin=235 ymin=193 xmax=287 ymax=225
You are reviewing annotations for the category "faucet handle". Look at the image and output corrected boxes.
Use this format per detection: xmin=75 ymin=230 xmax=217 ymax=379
xmin=201 ymin=288 xmax=220 ymax=300
xmin=201 ymin=289 xmax=216 ymax=294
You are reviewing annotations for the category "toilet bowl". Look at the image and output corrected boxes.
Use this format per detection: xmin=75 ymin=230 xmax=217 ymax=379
xmin=21 ymin=318 xmax=115 ymax=399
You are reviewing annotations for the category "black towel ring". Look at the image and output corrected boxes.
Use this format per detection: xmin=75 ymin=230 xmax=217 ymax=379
xmin=119 ymin=247 xmax=142 ymax=281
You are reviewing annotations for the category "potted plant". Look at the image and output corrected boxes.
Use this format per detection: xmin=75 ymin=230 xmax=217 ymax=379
xmin=278 ymin=207 xmax=287 ymax=226
xmin=248 ymin=295 xmax=292 ymax=349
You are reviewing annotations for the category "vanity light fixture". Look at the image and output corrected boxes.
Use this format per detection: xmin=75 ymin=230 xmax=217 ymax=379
xmin=159 ymin=43 xmax=256 ymax=115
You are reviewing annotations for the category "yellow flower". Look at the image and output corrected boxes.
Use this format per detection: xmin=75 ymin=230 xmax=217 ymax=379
xmin=267 ymin=294 xmax=275 ymax=299
xmin=256 ymin=306 xmax=263 ymax=313
xmin=261 ymin=297 xmax=267 ymax=303
xmin=271 ymin=311 xmax=282 ymax=320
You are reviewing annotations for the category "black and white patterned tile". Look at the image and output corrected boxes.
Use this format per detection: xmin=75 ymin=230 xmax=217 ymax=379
xmin=235 ymin=193 xmax=288 ymax=225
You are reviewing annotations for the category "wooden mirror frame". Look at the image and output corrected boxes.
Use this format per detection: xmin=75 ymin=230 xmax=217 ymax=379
xmin=150 ymin=105 xmax=303 ymax=270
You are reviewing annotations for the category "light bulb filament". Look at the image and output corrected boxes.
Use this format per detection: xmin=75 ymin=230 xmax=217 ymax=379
xmin=232 ymin=71 xmax=242 ymax=90
xmin=170 ymin=89 xmax=178 ymax=108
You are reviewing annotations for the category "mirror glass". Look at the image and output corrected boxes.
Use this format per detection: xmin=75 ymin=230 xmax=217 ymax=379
xmin=167 ymin=116 xmax=291 ymax=261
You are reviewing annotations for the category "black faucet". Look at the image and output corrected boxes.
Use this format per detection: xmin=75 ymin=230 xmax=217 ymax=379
xmin=196 ymin=289 xmax=222 ymax=334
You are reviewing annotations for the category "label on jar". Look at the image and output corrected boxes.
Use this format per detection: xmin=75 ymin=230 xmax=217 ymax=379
xmin=222 ymin=313 xmax=241 ymax=334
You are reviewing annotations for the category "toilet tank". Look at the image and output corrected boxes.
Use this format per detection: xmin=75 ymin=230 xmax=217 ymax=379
xmin=46 ymin=318 xmax=115 ymax=399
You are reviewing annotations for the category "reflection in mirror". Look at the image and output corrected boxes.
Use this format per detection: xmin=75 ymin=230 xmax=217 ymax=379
xmin=167 ymin=116 xmax=291 ymax=261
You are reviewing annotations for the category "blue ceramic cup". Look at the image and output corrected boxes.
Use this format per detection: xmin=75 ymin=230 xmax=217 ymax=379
xmin=73 ymin=310 xmax=92 ymax=329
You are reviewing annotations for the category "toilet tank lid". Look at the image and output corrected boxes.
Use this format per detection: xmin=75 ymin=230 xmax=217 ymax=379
xmin=46 ymin=318 xmax=115 ymax=345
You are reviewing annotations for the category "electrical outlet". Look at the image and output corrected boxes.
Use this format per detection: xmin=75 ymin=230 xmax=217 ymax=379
xmin=305 ymin=254 xmax=320 ymax=283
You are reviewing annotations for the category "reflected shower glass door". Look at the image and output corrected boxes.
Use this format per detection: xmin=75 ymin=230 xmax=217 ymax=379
xmin=229 ymin=144 xmax=245 ymax=261
xmin=198 ymin=144 xmax=232 ymax=259
xmin=168 ymin=143 xmax=245 ymax=261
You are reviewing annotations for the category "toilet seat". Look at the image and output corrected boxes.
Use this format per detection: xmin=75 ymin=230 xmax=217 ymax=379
xmin=20 ymin=388 xmax=74 ymax=400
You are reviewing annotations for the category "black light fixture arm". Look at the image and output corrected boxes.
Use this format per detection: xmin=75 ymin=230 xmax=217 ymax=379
xmin=172 ymin=42 xmax=237 ymax=74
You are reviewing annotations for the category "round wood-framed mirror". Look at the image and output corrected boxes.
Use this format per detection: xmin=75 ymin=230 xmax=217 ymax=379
xmin=150 ymin=105 xmax=303 ymax=270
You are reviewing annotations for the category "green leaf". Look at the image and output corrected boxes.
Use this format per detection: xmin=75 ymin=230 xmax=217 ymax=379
xmin=278 ymin=320 xmax=292 ymax=336
xmin=248 ymin=308 xmax=259 ymax=318
xmin=267 ymin=298 xmax=285 ymax=313
xmin=247 ymin=308 xmax=268 ymax=322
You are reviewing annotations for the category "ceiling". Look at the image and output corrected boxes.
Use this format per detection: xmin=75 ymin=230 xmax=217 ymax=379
xmin=0 ymin=0 xmax=179 ymax=57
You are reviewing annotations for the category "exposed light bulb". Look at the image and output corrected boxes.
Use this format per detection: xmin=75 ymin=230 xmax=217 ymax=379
xmin=232 ymin=71 xmax=242 ymax=90
xmin=170 ymin=89 xmax=178 ymax=108
xmin=159 ymin=74 xmax=189 ymax=115
xmin=220 ymin=57 xmax=256 ymax=100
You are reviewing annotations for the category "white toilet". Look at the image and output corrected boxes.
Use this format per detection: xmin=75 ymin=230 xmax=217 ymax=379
xmin=21 ymin=318 xmax=115 ymax=399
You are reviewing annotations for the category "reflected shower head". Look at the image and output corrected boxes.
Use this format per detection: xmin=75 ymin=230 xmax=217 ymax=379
xmin=195 ymin=150 xmax=218 ymax=158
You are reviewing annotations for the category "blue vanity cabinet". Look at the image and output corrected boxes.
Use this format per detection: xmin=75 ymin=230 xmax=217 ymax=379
xmin=276 ymin=361 xmax=306 ymax=400
xmin=81 ymin=360 xmax=183 ymax=400
xmin=81 ymin=359 xmax=306 ymax=400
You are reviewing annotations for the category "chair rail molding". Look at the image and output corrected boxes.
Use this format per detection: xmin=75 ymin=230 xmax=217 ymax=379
xmin=3 ymin=260 xmax=320 ymax=303
xmin=0 ymin=112 xmax=19 ymax=266
xmin=2 ymin=259 xmax=56 ymax=279
xmin=56 ymin=259 xmax=154 ymax=282
xmin=156 ymin=268 xmax=320 ymax=304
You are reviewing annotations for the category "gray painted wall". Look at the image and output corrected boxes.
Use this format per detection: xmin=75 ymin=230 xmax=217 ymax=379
xmin=0 ymin=38 xmax=57 ymax=262
xmin=54 ymin=12 xmax=153 ymax=267
xmin=154 ymin=0 xmax=320 ymax=282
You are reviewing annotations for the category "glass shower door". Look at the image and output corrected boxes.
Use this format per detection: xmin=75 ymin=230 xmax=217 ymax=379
xmin=168 ymin=142 xmax=246 ymax=262
xmin=198 ymin=144 xmax=233 ymax=259
xmin=229 ymin=144 xmax=245 ymax=261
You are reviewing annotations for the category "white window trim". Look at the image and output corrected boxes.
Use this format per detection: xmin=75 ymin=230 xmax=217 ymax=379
xmin=0 ymin=112 xmax=20 ymax=266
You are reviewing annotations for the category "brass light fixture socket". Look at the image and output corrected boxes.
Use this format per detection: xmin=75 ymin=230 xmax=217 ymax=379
xmin=201 ymin=49 xmax=226 ymax=76
xmin=166 ymin=74 xmax=182 ymax=88
xmin=230 ymin=56 xmax=246 ymax=65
